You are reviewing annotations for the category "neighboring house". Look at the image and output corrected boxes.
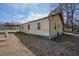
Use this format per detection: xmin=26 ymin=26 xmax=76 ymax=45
xmin=0 ymin=24 xmax=21 ymax=31
xmin=4 ymin=24 xmax=21 ymax=30
xmin=21 ymin=13 xmax=64 ymax=39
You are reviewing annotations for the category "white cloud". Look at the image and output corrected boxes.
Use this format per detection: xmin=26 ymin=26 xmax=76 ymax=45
xmin=22 ymin=11 xmax=49 ymax=23
xmin=11 ymin=3 xmax=40 ymax=13
xmin=0 ymin=4 xmax=52 ymax=23
xmin=12 ymin=14 xmax=25 ymax=19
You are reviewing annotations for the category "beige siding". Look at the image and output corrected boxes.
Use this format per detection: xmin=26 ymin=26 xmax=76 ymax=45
xmin=22 ymin=18 xmax=49 ymax=36
xmin=49 ymin=14 xmax=63 ymax=39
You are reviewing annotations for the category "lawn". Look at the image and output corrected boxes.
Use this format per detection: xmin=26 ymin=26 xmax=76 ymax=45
xmin=15 ymin=32 xmax=79 ymax=56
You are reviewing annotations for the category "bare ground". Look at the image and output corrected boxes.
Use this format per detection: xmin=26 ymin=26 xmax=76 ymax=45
xmin=0 ymin=33 xmax=34 ymax=56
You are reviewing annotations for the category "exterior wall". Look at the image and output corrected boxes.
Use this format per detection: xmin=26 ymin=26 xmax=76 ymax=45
xmin=22 ymin=18 xmax=49 ymax=36
xmin=49 ymin=14 xmax=63 ymax=39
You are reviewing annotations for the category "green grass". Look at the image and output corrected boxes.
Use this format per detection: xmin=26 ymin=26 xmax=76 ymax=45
xmin=15 ymin=32 xmax=79 ymax=56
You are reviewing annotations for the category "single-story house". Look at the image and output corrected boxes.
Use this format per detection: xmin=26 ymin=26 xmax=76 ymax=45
xmin=21 ymin=13 xmax=64 ymax=39
xmin=0 ymin=24 xmax=21 ymax=30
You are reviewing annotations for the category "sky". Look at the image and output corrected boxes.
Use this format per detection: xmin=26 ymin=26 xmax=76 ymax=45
xmin=0 ymin=3 xmax=58 ymax=24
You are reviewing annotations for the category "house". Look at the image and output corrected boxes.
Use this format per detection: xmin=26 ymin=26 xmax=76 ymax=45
xmin=0 ymin=23 xmax=21 ymax=32
xmin=4 ymin=24 xmax=21 ymax=32
xmin=4 ymin=24 xmax=21 ymax=30
xmin=21 ymin=13 xmax=64 ymax=39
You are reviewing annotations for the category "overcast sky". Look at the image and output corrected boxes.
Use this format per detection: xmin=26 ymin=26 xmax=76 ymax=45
xmin=0 ymin=3 xmax=58 ymax=23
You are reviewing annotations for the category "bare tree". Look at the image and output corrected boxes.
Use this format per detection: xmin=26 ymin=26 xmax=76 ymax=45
xmin=65 ymin=3 xmax=78 ymax=31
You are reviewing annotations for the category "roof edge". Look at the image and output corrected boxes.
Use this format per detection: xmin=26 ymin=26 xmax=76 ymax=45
xmin=21 ymin=13 xmax=62 ymax=25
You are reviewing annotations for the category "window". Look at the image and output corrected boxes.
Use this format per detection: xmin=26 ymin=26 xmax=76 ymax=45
xmin=22 ymin=26 xmax=23 ymax=30
xmin=37 ymin=22 xmax=41 ymax=30
xmin=28 ymin=24 xmax=30 ymax=30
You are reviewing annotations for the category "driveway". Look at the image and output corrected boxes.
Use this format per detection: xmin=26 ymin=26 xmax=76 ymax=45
xmin=0 ymin=33 xmax=34 ymax=56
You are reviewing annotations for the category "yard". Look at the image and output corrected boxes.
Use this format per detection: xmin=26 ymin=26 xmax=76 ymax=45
xmin=15 ymin=32 xmax=79 ymax=56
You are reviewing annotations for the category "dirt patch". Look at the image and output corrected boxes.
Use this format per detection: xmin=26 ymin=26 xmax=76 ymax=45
xmin=0 ymin=33 xmax=34 ymax=56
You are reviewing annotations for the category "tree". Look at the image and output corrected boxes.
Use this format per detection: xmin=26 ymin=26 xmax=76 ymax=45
xmin=65 ymin=3 xmax=78 ymax=31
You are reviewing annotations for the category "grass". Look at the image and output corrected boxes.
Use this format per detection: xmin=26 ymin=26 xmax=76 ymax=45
xmin=15 ymin=32 xmax=79 ymax=56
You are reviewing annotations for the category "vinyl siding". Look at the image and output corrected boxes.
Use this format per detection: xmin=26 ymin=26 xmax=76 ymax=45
xmin=22 ymin=18 xmax=49 ymax=36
